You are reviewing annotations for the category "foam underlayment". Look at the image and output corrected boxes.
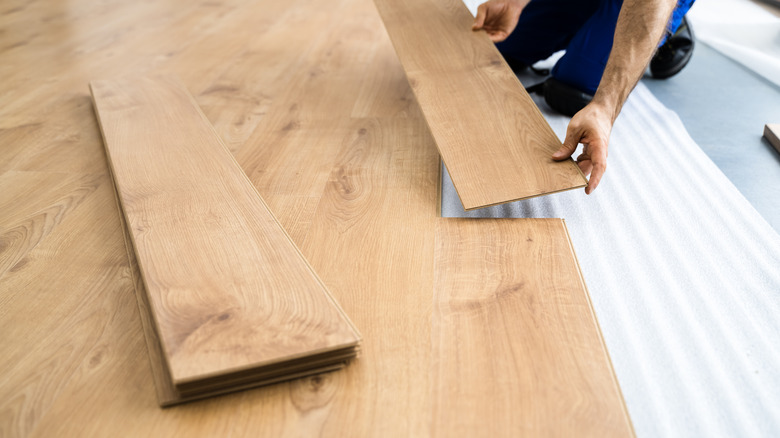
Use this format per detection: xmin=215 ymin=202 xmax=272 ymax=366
xmin=687 ymin=0 xmax=780 ymax=88
xmin=441 ymin=83 xmax=780 ymax=437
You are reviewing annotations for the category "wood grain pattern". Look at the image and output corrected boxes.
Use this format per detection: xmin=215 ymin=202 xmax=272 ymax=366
xmin=764 ymin=124 xmax=780 ymax=153
xmin=91 ymin=75 xmax=360 ymax=400
xmin=112 ymin=175 xmax=349 ymax=406
xmin=432 ymin=219 xmax=634 ymax=437
xmin=372 ymin=0 xmax=587 ymax=210
xmin=0 ymin=0 xmax=628 ymax=434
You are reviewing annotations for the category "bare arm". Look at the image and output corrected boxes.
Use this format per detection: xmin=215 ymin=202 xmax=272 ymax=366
xmin=553 ymin=0 xmax=677 ymax=194
xmin=594 ymin=0 xmax=677 ymax=120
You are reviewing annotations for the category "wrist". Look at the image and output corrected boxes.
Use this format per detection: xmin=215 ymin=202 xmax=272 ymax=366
xmin=590 ymin=90 xmax=622 ymax=124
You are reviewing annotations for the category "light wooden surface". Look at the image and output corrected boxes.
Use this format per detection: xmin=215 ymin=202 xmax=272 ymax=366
xmin=117 ymin=215 xmax=345 ymax=405
xmin=372 ymin=0 xmax=587 ymax=210
xmin=764 ymin=124 xmax=780 ymax=153
xmin=432 ymin=219 xmax=634 ymax=437
xmin=0 ymin=0 xmax=629 ymax=435
xmin=92 ymin=75 xmax=359 ymax=403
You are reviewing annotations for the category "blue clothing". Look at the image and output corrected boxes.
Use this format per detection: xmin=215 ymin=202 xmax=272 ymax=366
xmin=496 ymin=0 xmax=696 ymax=94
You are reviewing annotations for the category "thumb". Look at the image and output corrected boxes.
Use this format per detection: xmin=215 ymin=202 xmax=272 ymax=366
xmin=553 ymin=129 xmax=579 ymax=160
xmin=472 ymin=4 xmax=487 ymax=30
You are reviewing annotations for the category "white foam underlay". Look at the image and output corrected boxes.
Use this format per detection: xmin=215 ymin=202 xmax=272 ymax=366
xmin=441 ymin=83 xmax=780 ymax=436
xmin=687 ymin=0 xmax=780 ymax=87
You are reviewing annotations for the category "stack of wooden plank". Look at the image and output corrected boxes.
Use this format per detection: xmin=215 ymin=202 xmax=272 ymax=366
xmin=90 ymin=76 xmax=361 ymax=405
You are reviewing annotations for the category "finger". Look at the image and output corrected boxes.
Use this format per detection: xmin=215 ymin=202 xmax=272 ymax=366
xmin=472 ymin=4 xmax=487 ymax=30
xmin=553 ymin=126 xmax=580 ymax=160
xmin=578 ymin=160 xmax=593 ymax=177
xmin=489 ymin=30 xmax=509 ymax=42
xmin=585 ymin=157 xmax=607 ymax=195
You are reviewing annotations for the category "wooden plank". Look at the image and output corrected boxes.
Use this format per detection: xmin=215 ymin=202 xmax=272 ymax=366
xmin=0 ymin=173 xmax=135 ymax=438
xmin=90 ymin=75 xmax=360 ymax=400
xmin=432 ymin=218 xmax=634 ymax=437
xmin=372 ymin=0 xmax=587 ymax=210
xmin=112 ymin=175 xmax=349 ymax=406
xmin=764 ymin=124 xmax=780 ymax=154
xmin=0 ymin=171 xmax=101 ymax=282
xmin=294 ymin=115 xmax=439 ymax=436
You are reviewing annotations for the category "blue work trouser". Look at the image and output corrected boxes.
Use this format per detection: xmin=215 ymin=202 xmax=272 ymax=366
xmin=496 ymin=0 xmax=696 ymax=94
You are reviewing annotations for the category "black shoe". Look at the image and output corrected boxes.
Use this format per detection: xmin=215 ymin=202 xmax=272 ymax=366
xmin=650 ymin=17 xmax=695 ymax=79
xmin=527 ymin=77 xmax=593 ymax=117
xmin=503 ymin=55 xmax=527 ymax=74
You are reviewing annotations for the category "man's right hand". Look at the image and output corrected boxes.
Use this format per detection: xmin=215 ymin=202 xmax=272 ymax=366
xmin=552 ymin=102 xmax=614 ymax=195
xmin=471 ymin=0 xmax=528 ymax=43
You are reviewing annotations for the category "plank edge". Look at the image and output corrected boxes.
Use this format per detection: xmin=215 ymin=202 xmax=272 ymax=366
xmin=559 ymin=219 xmax=636 ymax=436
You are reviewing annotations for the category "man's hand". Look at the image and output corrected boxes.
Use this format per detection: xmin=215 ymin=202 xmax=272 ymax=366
xmin=552 ymin=103 xmax=613 ymax=195
xmin=472 ymin=0 xmax=527 ymax=43
xmin=550 ymin=0 xmax=676 ymax=195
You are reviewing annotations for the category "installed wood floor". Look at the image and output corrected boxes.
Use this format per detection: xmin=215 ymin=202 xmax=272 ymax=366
xmin=373 ymin=0 xmax=587 ymax=210
xmin=433 ymin=219 xmax=632 ymax=436
xmin=0 ymin=0 xmax=631 ymax=436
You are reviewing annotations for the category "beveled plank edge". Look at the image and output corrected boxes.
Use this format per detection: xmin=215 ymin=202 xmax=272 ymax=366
xmin=172 ymin=339 xmax=360 ymax=387
xmin=89 ymin=80 xmax=183 ymax=386
xmin=161 ymin=364 xmax=348 ymax=407
xmin=460 ymin=178 xmax=587 ymax=211
xmin=95 ymin=89 xmax=183 ymax=404
xmin=101 ymin=120 xmax=177 ymax=405
xmin=437 ymin=156 xmax=443 ymax=217
xmin=764 ymin=124 xmax=780 ymax=153
xmin=559 ymin=219 xmax=636 ymax=437
xmin=175 ymin=348 xmax=358 ymax=396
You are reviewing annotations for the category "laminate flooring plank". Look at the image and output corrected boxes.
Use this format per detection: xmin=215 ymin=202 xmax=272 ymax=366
xmin=294 ymin=115 xmax=439 ymax=437
xmin=233 ymin=0 xmax=382 ymax=241
xmin=0 ymin=175 xmax=134 ymax=438
xmin=0 ymin=0 xmax=290 ymax=124
xmin=187 ymin=0 xmax=341 ymax=153
xmin=0 ymin=171 xmax=101 ymax=283
xmin=432 ymin=218 xmax=633 ymax=437
xmin=350 ymin=40 xmax=418 ymax=119
xmin=91 ymin=75 xmax=360 ymax=393
xmin=764 ymin=124 xmax=780 ymax=153
xmin=372 ymin=0 xmax=587 ymax=210
xmin=234 ymin=0 xmax=381 ymax=191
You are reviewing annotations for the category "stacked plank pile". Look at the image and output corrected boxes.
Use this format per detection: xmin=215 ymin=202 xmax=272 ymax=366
xmin=90 ymin=76 xmax=361 ymax=405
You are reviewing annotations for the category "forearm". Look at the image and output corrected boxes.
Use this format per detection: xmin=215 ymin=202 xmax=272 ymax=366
xmin=592 ymin=0 xmax=677 ymax=121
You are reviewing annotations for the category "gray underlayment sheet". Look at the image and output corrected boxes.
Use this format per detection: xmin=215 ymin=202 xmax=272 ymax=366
xmin=441 ymin=83 xmax=780 ymax=437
